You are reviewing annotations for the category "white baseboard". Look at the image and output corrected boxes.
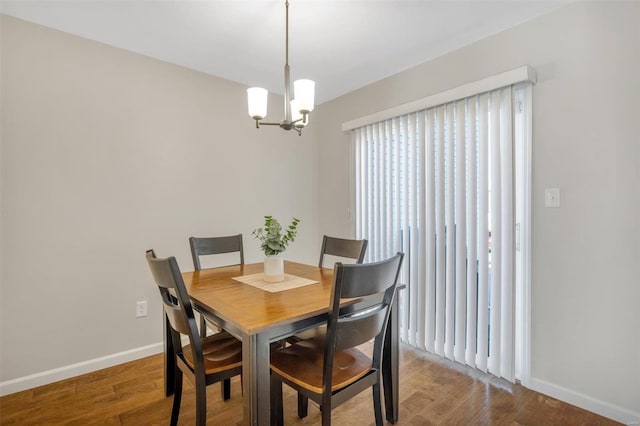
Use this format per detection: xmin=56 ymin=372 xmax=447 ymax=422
xmin=530 ymin=378 xmax=640 ymax=425
xmin=0 ymin=342 xmax=164 ymax=397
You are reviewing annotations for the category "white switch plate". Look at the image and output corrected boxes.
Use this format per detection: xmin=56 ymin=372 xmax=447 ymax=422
xmin=136 ymin=301 xmax=148 ymax=318
xmin=545 ymin=188 xmax=560 ymax=208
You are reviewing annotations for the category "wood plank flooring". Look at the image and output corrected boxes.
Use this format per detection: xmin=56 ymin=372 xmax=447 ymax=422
xmin=0 ymin=344 xmax=620 ymax=425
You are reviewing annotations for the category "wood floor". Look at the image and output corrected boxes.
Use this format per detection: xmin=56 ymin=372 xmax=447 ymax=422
xmin=0 ymin=344 xmax=619 ymax=425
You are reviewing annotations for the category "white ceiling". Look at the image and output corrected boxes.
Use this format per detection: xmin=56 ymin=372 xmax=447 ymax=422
xmin=1 ymin=0 xmax=568 ymax=104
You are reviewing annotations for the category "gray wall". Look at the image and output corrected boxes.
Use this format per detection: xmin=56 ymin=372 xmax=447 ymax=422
xmin=0 ymin=15 xmax=320 ymax=381
xmin=315 ymin=1 xmax=639 ymax=420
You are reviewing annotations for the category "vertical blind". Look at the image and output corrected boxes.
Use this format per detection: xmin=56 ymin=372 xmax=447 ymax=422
xmin=353 ymin=87 xmax=515 ymax=381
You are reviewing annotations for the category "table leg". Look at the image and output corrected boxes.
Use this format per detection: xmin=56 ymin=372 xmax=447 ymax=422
xmin=164 ymin=311 xmax=175 ymax=397
xmin=383 ymin=293 xmax=400 ymax=423
xmin=242 ymin=333 xmax=272 ymax=425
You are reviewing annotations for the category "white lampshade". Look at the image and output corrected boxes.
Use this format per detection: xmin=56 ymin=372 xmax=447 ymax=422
xmin=247 ymin=87 xmax=268 ymax=120
xmin=293 ymin=79 xmax=315 ymax=113
xmin=290 ymin=100 xmax=308 ymax=127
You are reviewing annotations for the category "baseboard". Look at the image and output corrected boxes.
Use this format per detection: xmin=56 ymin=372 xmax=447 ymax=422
xmin=530 ymin=378 xmax=640 ymax=425
xmin=0 ymin=342 xmax=164 ymax=396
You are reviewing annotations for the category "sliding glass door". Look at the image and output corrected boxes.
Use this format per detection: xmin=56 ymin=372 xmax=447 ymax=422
xmin=350 ymin=83 xmax=531 ymax=383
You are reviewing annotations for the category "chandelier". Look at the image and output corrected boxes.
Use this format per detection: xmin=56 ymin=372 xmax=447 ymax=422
xmin=247 ymin=1 xmax=315 ymax=135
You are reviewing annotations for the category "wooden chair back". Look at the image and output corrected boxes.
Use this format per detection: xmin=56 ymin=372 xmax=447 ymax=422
xmin=325 ymin=253 xmax=403 ymax=382
xmin=318 ymin=235 xmax=368 ymax=268
xmin=146 ymin=249 xmax=200 ymax=348
xmin=189 ymin=234 xmax=244 ymax=271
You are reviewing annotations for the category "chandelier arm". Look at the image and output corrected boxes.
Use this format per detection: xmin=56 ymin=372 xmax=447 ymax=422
xmin=291 ymin=116 xmax=306 ymax=125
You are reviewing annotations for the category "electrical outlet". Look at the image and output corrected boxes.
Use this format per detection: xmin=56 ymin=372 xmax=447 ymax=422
xmin=136 ymin=301 xmax=148 ymax=318
xmin=545 ymin=188 xmax=560 ymax=208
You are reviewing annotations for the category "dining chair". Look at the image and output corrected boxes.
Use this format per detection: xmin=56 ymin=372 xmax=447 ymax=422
xmin=189 ymin=234 xmax=244 ymax=338
xmin=146 ymin=249 xmax=242 ymax=426
xmin=318 ymin=235 xmax=368 ymax=268
xmin=270 ymin=252 xmax=404 ymax=426
xmin=189 ymin=234 xmax=244 ymax=271
xmin=287 ymin=235 xmax=369 ymax=345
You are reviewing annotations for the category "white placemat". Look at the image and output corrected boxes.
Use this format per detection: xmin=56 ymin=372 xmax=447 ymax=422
xmin=232 ymin=273 xmax=317 ymax=293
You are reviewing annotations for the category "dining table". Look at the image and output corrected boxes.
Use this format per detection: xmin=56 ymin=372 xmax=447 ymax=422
xmin=163 ymin=260 xmax=401 ymax=426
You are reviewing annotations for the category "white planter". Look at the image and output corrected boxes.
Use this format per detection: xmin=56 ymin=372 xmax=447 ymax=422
xmin=263 ymin=255 xmax=284 ymax=282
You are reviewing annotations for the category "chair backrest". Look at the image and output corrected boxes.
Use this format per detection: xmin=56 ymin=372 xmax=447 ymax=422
xmin=146 ymin=250 xmax=201 ymax=353
xmin=322 ymin=252 xmax=404 ymax=393
xmin=318 ymin=235 xmax=368 ymax=268
xmin=189 ymin=234 xmax=244 ymax=271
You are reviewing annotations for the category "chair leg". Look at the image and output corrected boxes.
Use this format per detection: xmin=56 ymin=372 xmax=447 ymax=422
xmin=170 ymin=370 xmax=183 ymax=426
xmin=221 ymin=378 xmax=231 ymax=401
xmin=321 ymin=403 xmax=332 ymax=426
xmin=297 ymin=393 xmax=309 ymax=418
xmin=195 ymin=376 xmax=207 ymax=426
xmin=372 ymin=382 xmax=383 ymax=426
xmin=199 ymin=315 xmax=207 ymax=338
xmin=270 ymin=374 xmax=284 ymax=426
xmin=321 ymin=395 xmax=332 ymax=426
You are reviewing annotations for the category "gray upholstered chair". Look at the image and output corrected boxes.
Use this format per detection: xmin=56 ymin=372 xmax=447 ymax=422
xmin=270 ymin=253 xmax=404 ymax=426
xmin=146 ymin=249 xmax=242 ymax=426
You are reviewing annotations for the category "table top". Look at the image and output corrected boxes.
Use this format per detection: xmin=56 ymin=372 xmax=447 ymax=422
xmin=183 ymin=261 xmax=335 ymax=335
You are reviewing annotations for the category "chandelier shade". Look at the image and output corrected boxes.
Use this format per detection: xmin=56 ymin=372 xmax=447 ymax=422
xmin=246 ymin=1 xmax=314 ymax=135
xmin=247 ymin=87 xmax=268 ymax=120
xmin=293 ymin=79 xmax=315 ymax=113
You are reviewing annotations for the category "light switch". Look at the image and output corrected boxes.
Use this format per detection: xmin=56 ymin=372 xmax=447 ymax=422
xmin=545 ymin=188 xmax=560 ymax=208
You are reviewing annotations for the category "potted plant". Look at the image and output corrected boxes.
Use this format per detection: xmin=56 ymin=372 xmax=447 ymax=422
xmin=252 ymin=215 xmax=300 ymax=282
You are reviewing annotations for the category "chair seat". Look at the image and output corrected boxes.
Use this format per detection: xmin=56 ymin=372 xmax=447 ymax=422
xmin=271 ymin=337 xmax=372 ymax=393
xmin=183 ymin=331 xmax=242 ymax=374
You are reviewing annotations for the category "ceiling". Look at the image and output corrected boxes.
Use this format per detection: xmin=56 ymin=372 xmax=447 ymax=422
xmin=1 ymin=0 xmax=568 ymax=104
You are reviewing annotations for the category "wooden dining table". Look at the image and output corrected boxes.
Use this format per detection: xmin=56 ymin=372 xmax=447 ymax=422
xmin=163 ymin=261 xmax=401 ymax=426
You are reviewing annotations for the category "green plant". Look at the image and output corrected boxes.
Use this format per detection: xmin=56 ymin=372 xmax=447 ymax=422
xmin=252 ymin=215 xmax=300 ymax=256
